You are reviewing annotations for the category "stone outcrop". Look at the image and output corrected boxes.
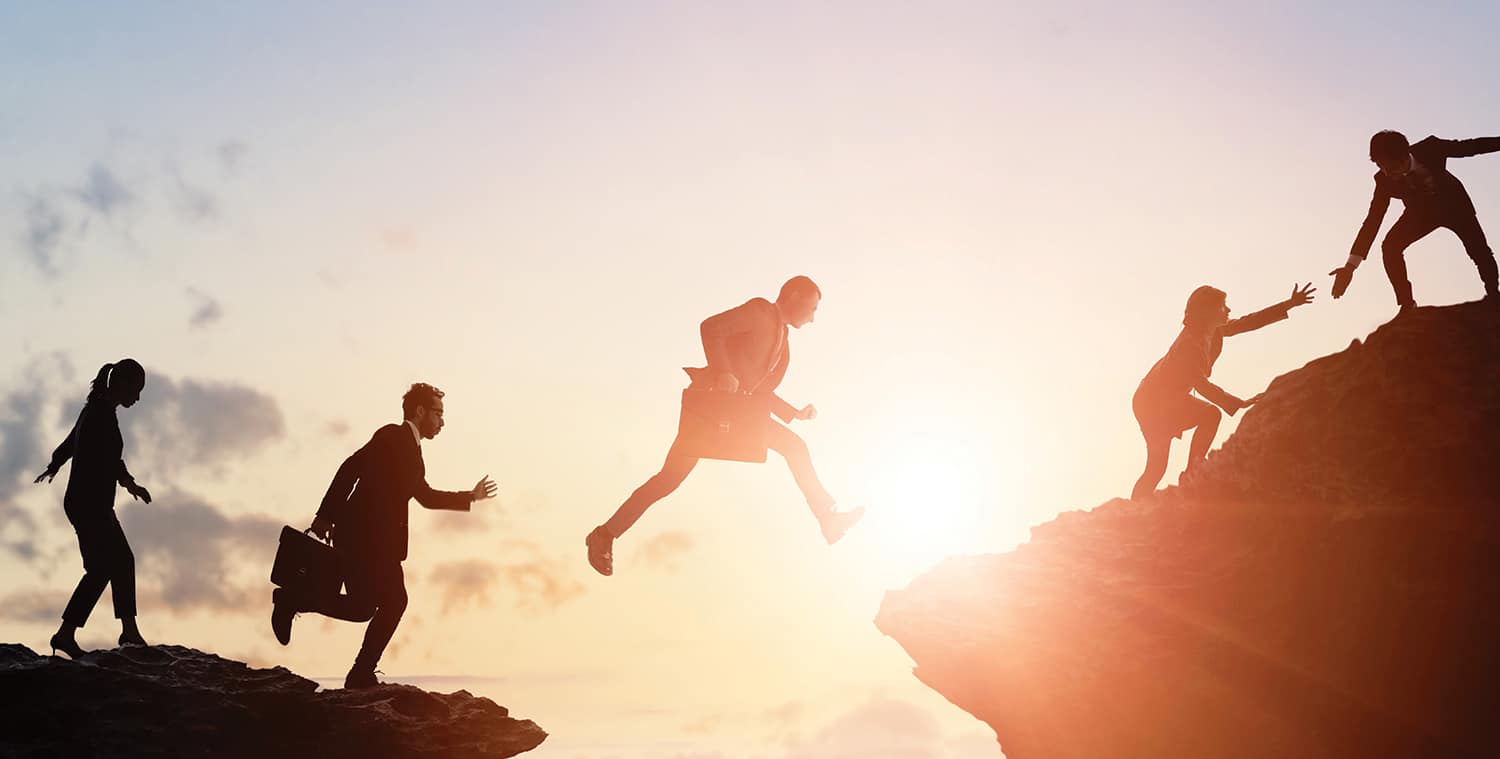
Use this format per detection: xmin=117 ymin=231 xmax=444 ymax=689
xmin=0 ymin=643 xmax=546 ymax=758
xmin=878 ymin=302 xmax=1500 ymax=759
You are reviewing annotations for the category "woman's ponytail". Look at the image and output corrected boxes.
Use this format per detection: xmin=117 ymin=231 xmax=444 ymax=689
xmin=86 ymin=362 xmax=115 ymax=402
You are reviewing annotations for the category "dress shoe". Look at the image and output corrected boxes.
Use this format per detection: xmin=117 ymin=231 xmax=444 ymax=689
xmin=118 ymin=631 xmax=148 ymax=647
xmin=49 ymin=632 xmax=87 ymax=659
xmin=344 ymin=665 xmax=380 ymax=689
xmin=586 ymin=526 xmax=615 ymax=576
xmin=271 ymin=587 xmax=297 ymax=646
xmin=820 ymin=506 xmax=866 ymax=544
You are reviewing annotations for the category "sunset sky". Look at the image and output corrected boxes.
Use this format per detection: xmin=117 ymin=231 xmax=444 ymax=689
xmin=4 ymin=2 xmax=1499 ymax=757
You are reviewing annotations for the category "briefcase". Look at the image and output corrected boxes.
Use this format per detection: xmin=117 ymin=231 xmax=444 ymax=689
xmin=676 ymin=388 xmax=772 ymax=463
xmin=270 ymin=526 xmax=340 ymax=599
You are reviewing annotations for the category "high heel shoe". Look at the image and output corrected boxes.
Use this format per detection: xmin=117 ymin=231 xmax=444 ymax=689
xmin=118 ymin=632 xmax=148 ymax=647
xmin=50 ymin=633 xmax=87 ymax=659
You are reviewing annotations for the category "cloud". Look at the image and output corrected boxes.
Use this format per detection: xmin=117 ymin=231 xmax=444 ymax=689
xmin=0 ymin=355 xmax=73 ymax=559
xmin=169 ymin=170 xmax=218 ymax=221
xmin=186 ymin=288 xmax=224 ymax=329
xmin=632 ymin=530 xmax=696 ymax=571
xmin=123 ymin=374 xmax=285 ymax=474
xmin=428 ymin=541 xmax=586 ymax=614
xmin=777 ymin=698 xmax=954 ymax=759
xmin=494 ymin=541 xmax=586 ymax=611
xmin=117 ymin=488 xmax=281 ymax=612
xmin=429 ymin=559 xmax=498 ymax=613
xmin=0 ymin=588 xmax=70 ymax=623
xmin=217 ymin=141 xmax=248 ymax=174
xmin=71 ymin=162 xmax=135 ymax=216
xmin=20 ymin=195 xmax=66 ymax=275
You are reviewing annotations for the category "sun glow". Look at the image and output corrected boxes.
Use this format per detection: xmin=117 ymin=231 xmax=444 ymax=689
xmin=847 ymin=419 xmax=1008 ymax=582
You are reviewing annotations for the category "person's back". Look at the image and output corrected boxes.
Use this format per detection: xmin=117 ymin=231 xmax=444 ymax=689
xmin=61 ymin=400 xmax=125 ymax=515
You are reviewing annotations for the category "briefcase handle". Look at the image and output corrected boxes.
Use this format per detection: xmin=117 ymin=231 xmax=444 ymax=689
xmin=301 ymin=525 xmax=333 ymax=546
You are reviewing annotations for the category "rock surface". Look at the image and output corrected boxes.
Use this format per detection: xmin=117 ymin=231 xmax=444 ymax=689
xmin=877 ymin=301 xmax=1500 ymax=759
xmin=0 ymin=643 xmax=546 ymax=758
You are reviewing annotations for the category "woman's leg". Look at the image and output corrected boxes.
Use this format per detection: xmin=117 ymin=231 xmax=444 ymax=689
xmin=60 ymin=518 xmax=113 ymax=631
xmin=1186 ymin=401 xmax=1223 ymax=464
xmin=1132 ymin=433 xmax=1172 ymax=500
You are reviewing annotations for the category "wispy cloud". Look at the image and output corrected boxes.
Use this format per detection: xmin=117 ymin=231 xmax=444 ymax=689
xmin=71 ymin=162 xmax=136 ymax=216
xmin=429 ymin=559 xmax=499 ymax=613
xmin=123 ymin=374 xmax=285 ymax=475
xmin=186 ymin=288 xmax=224 ymax=329
xmin=428 ymin=541 xmax=587 ymax=615
xmin=118 ymin=488 xmax=281 ymax=612
xmin=20 ymin=195 xmax=67 ymax=275
xmin=217 ymin=140 xmax=248 ymax=175
xmin=632 ymin=530 xmax=696 ymax=571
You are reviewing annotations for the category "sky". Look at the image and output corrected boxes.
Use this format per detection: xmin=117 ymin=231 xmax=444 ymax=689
xmin=3 ymin=2 xmax=1499 ymax=757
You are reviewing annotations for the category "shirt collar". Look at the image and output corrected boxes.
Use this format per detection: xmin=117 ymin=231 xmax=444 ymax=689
xmin=405 ymin=420 xmax=422 ymax=448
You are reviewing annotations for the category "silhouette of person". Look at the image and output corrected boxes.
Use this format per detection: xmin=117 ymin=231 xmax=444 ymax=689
xmin=34 ymin=359 xmax=154 ymax=658
xmin=1330 ymin=131 xmax=1500 ymax=311
xmin=1130 ymin=284 xmax=1315 ymax=500
xmin=585 ymin=276 xmax=865 ymax=577
xmin=270 ymin=383 xmax=497 ymax=689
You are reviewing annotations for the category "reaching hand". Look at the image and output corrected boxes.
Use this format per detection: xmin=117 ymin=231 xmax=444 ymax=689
xmin=714 ymin=372 xmax=741 ymax=393
xmin=127 ymin=483 xmax=153 ymax=504
xmin=1329 ymin=266 xmax=1355 ymax=299
xmin=310 ymin=515 xmax=333 ymax=540
xmin=34 ymin=466 xmax=58 ymax=485
xmin=472 ymin=475 xmax=498 ymax=502
xmin=1286 ymin=282 xmax=1316 ymax=308
xmin=794 ymin=404 xmax=818 ymax=422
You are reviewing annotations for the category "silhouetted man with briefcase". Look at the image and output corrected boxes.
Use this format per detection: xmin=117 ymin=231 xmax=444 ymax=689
xmin=585 ymin=276 xmax=864 ymax=577
xmin=270 ymin=383 xmax=496 ymax=688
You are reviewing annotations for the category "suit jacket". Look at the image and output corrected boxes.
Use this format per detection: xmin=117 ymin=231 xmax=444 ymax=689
xmin=684 ymin=297 xmax=797 ymax=423
xmin=316 ymin=423 xmax=471 ymax=564
xmin=47 ymin=399 xmax=138 ymax=521
xmin=1135 ymin=302 xmax=1291 ymax=413
xmin=1350 ymin=135 xmax=1500 ymax=260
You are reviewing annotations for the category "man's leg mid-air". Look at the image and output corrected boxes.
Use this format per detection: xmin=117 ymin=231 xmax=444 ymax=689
xmin=764 ymin=421 xmax=864 ymax=544
xmin=587 ymin=440 xmax=699 ymax=576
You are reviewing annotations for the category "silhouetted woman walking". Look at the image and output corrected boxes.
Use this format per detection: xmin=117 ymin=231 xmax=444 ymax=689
xmin=35 ymin=359 xmax=154 ymax=658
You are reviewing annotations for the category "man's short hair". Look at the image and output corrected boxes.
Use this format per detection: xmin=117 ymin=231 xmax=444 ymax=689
xmin=1369 ymin=130 xmax=1410 ymax=164
xmin=777 ymin=275 xmax=822 ymax=302
xmin=402 ymin=382 xmax=444 ymax=419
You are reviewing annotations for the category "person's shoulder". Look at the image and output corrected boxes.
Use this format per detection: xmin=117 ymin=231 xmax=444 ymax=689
xmin=1410 ymin=135 xmax=1444 ymax=156
xmin=368 ymin=423 xmax=407 ymax=443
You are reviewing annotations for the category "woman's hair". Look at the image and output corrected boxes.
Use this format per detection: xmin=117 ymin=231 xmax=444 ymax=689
xmin=87 ymin=359 xmax=145 ymax=403
xmin=1182 ymin=285 xmax=1227 ymax=329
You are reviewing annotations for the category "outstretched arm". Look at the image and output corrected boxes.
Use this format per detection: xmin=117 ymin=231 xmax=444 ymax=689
xmin=1346 ymin=186 xmax=1391 ymax=265
xmin=1439 ymin=136 xmax=1500 ymax=159
xmin=1193 ymin=377 xmax=1248 ymax=416
xmin=1222 ymin=283 xmax=1315 ymax=336
xmin=35 ymin=423 xmax=78 ymax=483
xmin=415 ymin=475 xmax=495 ymax=511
